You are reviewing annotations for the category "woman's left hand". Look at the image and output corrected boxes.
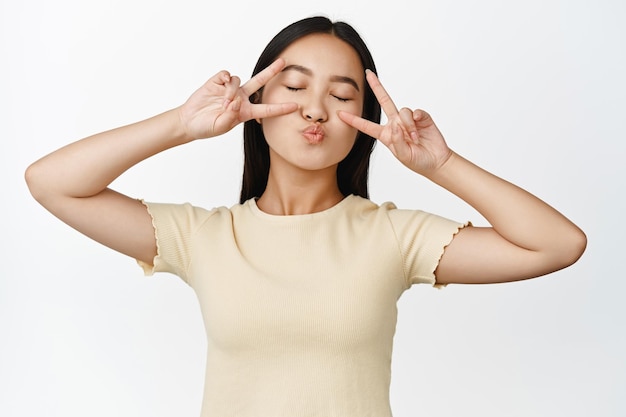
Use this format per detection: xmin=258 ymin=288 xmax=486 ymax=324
xmin=338 ymin=70 xmax=453 ymax=177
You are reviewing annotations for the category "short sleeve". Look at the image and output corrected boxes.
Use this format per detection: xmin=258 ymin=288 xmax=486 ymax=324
xmin=137 ymin=200 xmax=215 ymax=282
xmin=387 ymin=207 xmax=469 ymax=288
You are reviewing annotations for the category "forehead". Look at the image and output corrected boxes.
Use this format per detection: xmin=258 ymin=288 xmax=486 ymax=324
xmin=279 ymin=33 xmax=364 ymax=79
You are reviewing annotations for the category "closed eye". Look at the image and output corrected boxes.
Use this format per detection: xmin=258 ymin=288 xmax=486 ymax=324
xmin=287 ymin=86 xmax=350 ymax=102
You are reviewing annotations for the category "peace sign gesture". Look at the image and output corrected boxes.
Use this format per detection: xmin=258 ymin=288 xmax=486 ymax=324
xmin=338 ymin=70 xmax=453 ymax=177
xmin=179 ymin=58 xmax=298 ymax=141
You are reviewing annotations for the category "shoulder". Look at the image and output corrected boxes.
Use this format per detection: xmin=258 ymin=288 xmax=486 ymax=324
xmin=346 ymin=196 xmax=467 ymax=240
xmin=142 ymin=200 xmax=239 ymax=232
xmin=344 ymin=195 xmax=428 ymax=223
xmin=340 ymin=195 xmax=395 ymax=216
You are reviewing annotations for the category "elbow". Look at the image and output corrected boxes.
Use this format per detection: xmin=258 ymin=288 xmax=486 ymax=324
xmin=24 ymin=162 xmax=39 ymax=199
xmin=25 ymin=160 xmax=48 ymax=204
xmin=571 ymin=227 xmax=588 ymax=263
xmin=555 ymin=226 xmax=587 ymax=271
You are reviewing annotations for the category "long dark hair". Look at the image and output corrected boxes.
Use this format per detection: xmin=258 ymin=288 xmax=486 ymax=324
xmin=240 ymin=16 xmax=380 ymax=203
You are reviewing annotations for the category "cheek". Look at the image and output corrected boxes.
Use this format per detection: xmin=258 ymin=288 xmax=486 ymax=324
xmin=260 ymin=117 xmax=279 ymax=141
xmin=338 ymin=102 xmax=363 ymax=139
xmin=259 ymin=112 xmax=294 ymax=148
xmin=335 ymin=124 xmax=359 ymax=156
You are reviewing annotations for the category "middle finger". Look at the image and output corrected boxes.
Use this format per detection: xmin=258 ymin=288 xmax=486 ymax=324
xmin=366 ymin=70 xmax=399 ymax=118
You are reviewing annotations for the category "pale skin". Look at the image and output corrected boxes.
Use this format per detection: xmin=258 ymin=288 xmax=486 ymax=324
xmin=25 ymin=34 xmax=586 ymax=286
xmin=25 ymin=59 xmax=299 ymax=266
xmin=338 ymin=69 xmax=586 ymax=284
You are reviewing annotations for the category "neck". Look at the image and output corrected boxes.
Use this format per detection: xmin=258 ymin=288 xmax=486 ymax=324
xmin=256 ymin=165 xmax=344 ymax=216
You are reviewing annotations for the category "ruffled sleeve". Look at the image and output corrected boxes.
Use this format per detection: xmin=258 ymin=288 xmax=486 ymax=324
xmin=386 ymin=206 xmax=470 ymax=288
xmin=137 ymin=200 xmax=215 ymax=283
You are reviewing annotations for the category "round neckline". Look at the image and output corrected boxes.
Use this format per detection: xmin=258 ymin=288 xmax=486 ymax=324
xmin=246 ymin=194 xmax=356 ymax=221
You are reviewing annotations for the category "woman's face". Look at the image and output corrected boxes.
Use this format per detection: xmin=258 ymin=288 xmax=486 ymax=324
xmin=259 ymin=33 xmax=365 ymax=173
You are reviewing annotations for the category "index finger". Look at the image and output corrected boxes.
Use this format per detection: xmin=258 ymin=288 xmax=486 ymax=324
xmin=240 ymin=58 xmax=286 ymax=97
xmin=366 ymin=70 xmax=399 ymax=118
xmin=337 ymin=110 xmax=384 ymax=139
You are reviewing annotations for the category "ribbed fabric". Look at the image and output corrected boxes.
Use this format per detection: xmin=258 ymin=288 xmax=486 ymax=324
xmin=137 ymin=195 xmax=467 ymax=417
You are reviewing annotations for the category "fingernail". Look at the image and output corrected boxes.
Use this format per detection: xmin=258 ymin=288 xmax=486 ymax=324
xmin=410 ymin=132 xmax=419 ymax=142
xmin=222 ymin=99 xmax=231 ymax=109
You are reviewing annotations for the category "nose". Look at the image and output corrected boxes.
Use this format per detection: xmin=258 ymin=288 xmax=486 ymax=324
xmin=301 ymin=95 xmax=327 ymax=123
xmin=305 ymin=113 xmax=326 ymax=122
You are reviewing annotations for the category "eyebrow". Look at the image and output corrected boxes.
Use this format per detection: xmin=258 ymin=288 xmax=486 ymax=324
xmin=282 ymin=64 xmax=360 ymax=92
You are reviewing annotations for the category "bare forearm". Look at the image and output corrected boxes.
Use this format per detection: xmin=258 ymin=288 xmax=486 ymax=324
xmin=428 ymin=152 xmax=586 ymax=258
xmin=338 ymin=73 xmax=585 ymax=282
xmin=26 ymin=108 xmax=189 ymax=201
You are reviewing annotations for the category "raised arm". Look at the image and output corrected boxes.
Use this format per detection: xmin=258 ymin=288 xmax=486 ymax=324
xmin=25 ymin=59 xmax=297 ymax=265
xmin=338 ymin=70 xmax=586 ymax=285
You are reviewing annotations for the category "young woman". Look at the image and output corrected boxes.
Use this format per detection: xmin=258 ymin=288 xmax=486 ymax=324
xmin=25 ymin=16 xmax=586 ymax=417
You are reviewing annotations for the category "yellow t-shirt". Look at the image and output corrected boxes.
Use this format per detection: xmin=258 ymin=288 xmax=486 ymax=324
xmin=138 ymin=195 xmax=466 ymax=417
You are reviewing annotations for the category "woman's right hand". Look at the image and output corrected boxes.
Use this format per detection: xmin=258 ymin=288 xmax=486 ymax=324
xmin=178 ymin=58 xmax=298 ymax=140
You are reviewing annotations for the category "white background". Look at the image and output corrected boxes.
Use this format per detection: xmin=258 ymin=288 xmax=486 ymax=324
xmin=2 ymin=0 xmax=625 ymax=416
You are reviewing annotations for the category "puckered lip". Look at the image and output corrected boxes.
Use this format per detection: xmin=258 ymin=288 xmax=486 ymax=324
xmin=302 ymin=124 xmax=326 ymax=144
xmin=302 ymin=125 xmax=325 ymax=136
